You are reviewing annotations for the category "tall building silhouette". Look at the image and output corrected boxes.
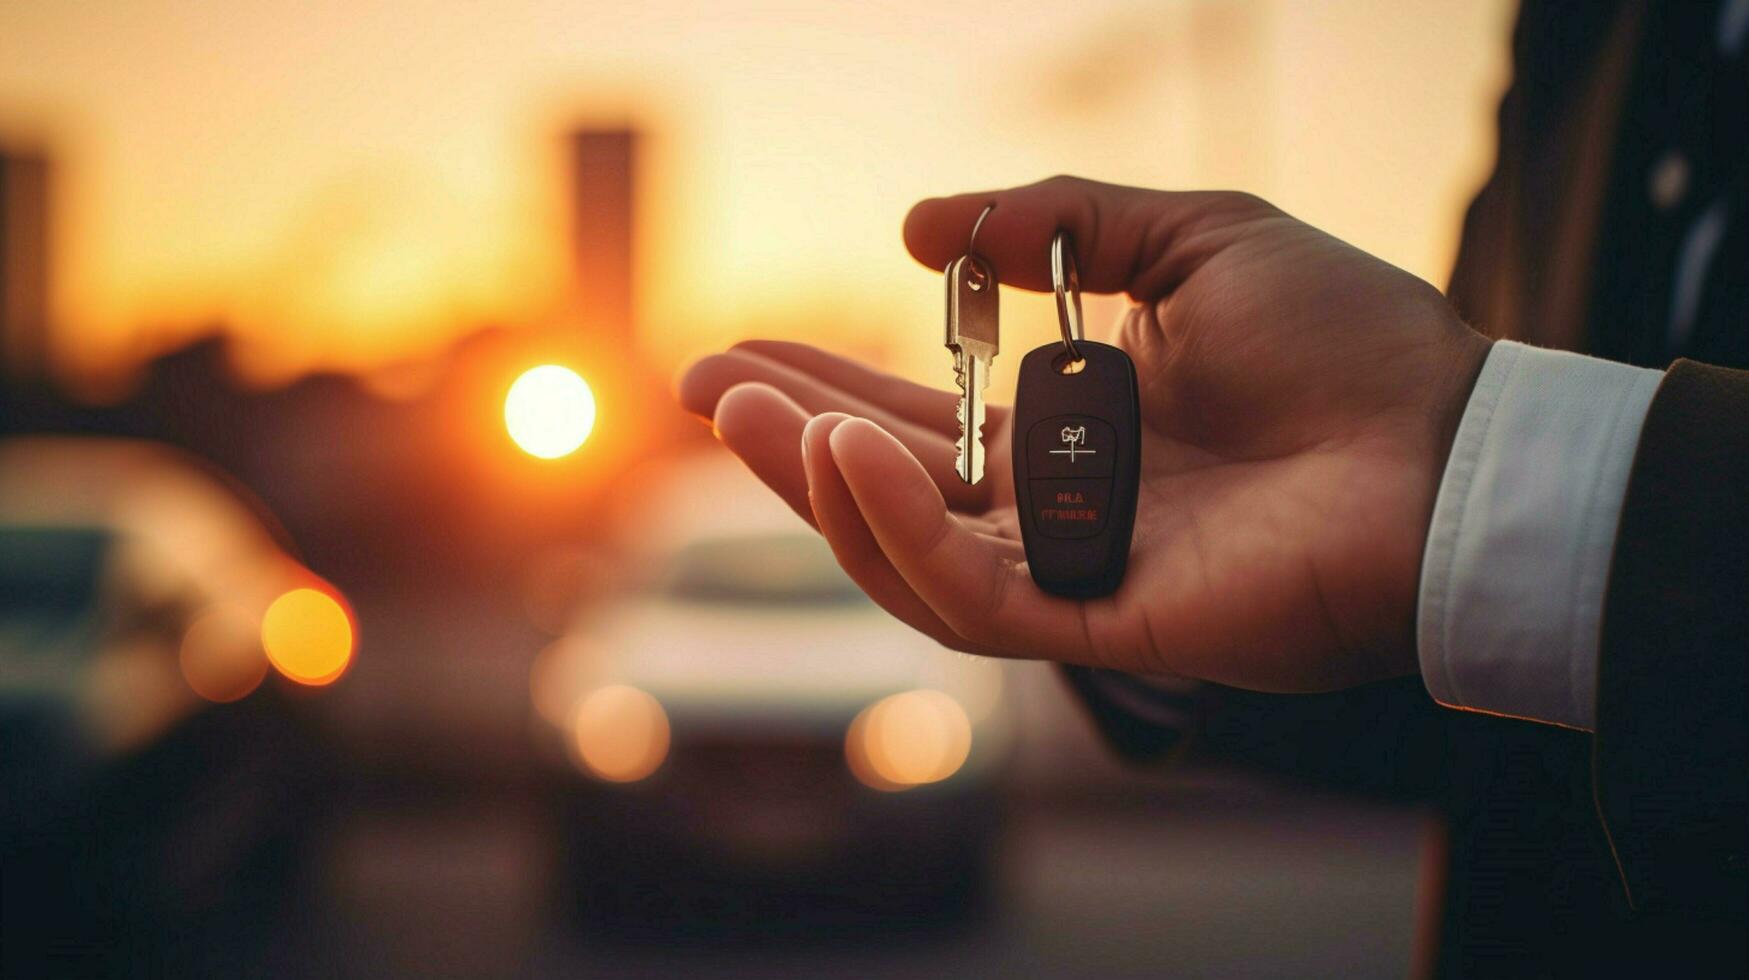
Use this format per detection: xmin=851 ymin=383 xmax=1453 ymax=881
xmin=568 ymin=129 xmax=636 ymax=347
xmin=0 ymin=149 xmax=50 ymax=381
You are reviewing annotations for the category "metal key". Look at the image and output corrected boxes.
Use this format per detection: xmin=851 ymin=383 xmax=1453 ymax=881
xmin=945 ymin=253 xmax=999 ymax=484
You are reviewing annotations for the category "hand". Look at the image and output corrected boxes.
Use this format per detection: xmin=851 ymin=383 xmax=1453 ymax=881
xmin=677 ymin=176 xmax=1490 ymax=692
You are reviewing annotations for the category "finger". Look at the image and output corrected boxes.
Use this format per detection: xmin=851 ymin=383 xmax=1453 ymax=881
xmin=961 ymin=514 xmax=1018 ymax=540
xmin=975 ymin=529 xmax=1026 ymax=555
xmin=827 ymin=417 xmax=1101 ymax=665
xmin=711 ymin=382 xmax=817 ymax=528
xmin=730 ymin=339 xmax=1008 ymax=437
xmin=803 ymin=413 xmax=989 ymax=655
xmin=903 ymin=176 xmax=1271 ymax=298
xmin=680 ymin=348 xmax=995 ymax=512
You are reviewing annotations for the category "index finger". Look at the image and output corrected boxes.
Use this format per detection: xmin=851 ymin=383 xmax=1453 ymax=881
xmin=902 ymin=176 xmax=1272 ymax=300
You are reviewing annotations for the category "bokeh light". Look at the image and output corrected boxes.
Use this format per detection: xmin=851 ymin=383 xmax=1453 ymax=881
xmin=530 ymin=635 xmax=601 ymax=729
xmin=570 ymin=684 xmax=670 ymax=783
xmin=261 ymin=587 xmax=355 ymax=686
xmin=505 ymin=365 xmax=596 ymax=459
xmin=179 ymin=605 xmax=270 ymax=703
xmin=845 ymin=689 xmax=972 ymax=792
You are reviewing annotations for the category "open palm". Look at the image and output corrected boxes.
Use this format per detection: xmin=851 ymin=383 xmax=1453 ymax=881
xmin=679 ymin=177 xmax=1490 ymax=692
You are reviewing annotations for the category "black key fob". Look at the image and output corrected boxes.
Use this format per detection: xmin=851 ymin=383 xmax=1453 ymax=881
xmin=1011 ymin=340 xmax=1142 ymax=598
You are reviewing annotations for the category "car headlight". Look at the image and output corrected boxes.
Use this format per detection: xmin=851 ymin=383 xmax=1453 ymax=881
xmin=844 ymin=689 xmax=972 ymax=791
xmin=569 ymin=684 xmax=670 ymax=782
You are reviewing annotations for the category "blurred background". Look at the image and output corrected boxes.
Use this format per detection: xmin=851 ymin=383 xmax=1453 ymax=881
xmin=1 ymin=1 xmax=1510 ymax=976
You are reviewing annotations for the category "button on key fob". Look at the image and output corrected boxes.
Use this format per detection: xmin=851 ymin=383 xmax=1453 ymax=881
xmin=1011 ymin=340 xmax=1141 ymax=598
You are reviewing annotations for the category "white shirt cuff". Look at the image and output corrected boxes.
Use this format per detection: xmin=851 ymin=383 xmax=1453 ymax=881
xmin=1417 ymin=340 xmax=1662 ymax=731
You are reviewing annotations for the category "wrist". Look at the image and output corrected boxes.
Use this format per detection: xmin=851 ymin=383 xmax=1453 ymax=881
xmin=1380 ymin=322 xmax=1492 ymax=679
xmin=1429 ymin=327 xmax=1495 ymax=492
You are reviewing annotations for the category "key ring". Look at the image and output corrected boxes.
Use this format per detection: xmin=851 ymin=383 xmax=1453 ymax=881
xmin=1051 ymin=230 xmax=1085 ymax=362
xmin=965 ymin=203 xmax=996 ymax=291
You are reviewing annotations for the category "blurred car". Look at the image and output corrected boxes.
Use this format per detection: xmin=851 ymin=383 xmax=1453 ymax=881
xmin=533 ymin=452 xmax=1012 ymax=934
xmin=0 ymin=437 xmax=323 ymax=747
xmin=0 ymin=437 xmax=333 ymax=975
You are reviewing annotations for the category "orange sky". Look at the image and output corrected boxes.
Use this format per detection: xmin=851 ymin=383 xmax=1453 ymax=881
xmin=0 ymin=0 xmax=1514 ymax=396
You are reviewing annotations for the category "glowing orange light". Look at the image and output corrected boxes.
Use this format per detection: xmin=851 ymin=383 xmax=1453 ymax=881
xmin=570 ymin=685 xmax=670 ymax=783
xmin=261 ymin=587 xmax=354 ymax=686
xmin=530 ymin=635 xmax=600 ymax=729
xmin=179 ymin=605 xmax=269 ymax=703
xmin=505 ymin=365 xmax=596 ymax=459
xmin=845 ymin=689 xmax=972 ymax=791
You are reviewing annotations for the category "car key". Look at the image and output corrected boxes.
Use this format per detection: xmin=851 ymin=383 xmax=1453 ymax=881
xmin=1011 ymin=233 xmax=1141 ymax=597
xmin=945 ymin=205 xmax=999 ymax=484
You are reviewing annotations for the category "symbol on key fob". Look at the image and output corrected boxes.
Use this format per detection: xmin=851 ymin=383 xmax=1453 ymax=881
xmin=1011 ymin=232 xmax=1141 ymax=598
xmin=1052 ymin=425 xmax=1094 ymax=461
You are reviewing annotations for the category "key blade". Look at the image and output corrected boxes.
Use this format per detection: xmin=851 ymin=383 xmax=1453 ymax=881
xmin=955 ymin=355 xmax=990 ymax=484
xmin=946 ymin=253 xmax=998 ymax=485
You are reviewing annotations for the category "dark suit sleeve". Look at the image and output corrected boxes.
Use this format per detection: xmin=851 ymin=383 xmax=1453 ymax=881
xmin=1057 ymin=666 xmax=1197 ymax=762
xmin=1593 ymin=359 xmax=1749 ymax=914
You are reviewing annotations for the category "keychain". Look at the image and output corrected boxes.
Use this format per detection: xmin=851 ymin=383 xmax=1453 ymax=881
xmin=943 ymin=216 xmax=1140 ymax=597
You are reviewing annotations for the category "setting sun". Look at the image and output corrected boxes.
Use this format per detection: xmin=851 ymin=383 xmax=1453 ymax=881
xmin=505 ymin=365 xmax=597 ymax=459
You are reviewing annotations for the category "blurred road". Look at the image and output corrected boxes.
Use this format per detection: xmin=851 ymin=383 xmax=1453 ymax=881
xmin=258 ymin=769 xmax=1425 ymax=980
xmin=243 ymin=592 xmax=1429 ymax=979
xmin=539 ymin=779 xmax=1427 ymax=980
